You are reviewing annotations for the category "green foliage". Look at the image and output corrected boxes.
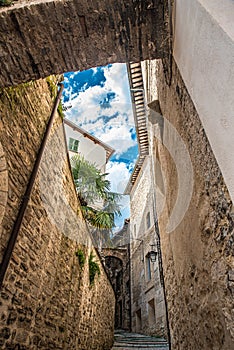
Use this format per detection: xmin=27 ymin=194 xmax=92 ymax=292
xmin=75 ymin=248 xmax=86 ymax=270
xmin=81 ymin=206 xmax=115 ymax=230
xmin=46 ymin=75 xmax=58 ymax=100
xmin=0 ymin=0 xmax=13 ymax=6
xmin=57 ymin=101 xmax=65 ymax=119
xmin=71 ymin=154 xmax=122 ymax=230
xmin=89 ymin=252 xmax=100 ymax=286
xmin=46 ymin=75 xmax=65 ymax=119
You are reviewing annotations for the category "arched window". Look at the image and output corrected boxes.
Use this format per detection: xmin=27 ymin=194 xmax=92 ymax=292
xmin=146 ymin=212 xmax=151 ymax=229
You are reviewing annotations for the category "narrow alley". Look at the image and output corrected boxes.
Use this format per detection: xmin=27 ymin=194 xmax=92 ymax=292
xmin=112 ymin=331 xmax=169 ymax=350
xmin=0 ymin=1 xmax=234 ymax=350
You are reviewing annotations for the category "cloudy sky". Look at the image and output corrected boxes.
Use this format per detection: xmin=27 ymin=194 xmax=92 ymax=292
xmin=62 ymin=63 xmax=138 ymax=231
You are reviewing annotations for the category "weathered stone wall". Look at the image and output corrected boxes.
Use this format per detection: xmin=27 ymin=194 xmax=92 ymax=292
xmin=151 ymin=59 xmax=234 ymax=349
xmin=0 ymin=0 xmax=169 ymax=87
xmin=0 ymin=80 xmax=115 ymax=349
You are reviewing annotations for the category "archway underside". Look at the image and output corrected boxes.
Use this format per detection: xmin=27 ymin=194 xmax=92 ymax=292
xmin=0 ymin=0 xmax=169 ymax=87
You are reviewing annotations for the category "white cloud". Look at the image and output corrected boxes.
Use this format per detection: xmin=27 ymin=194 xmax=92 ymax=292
xmin=106 ymin=161 xmax=131 ymax=232
xmin=100 ymin=125 xmax=136 ymax=155
xmin=64 ymin=64 xmax=136 ymax=155
xmin=64 ymin=63 xmax=134 ymax=128
xmin=106 ymin=161 xmax=131 ymax=193
xmin=63 ymin=63 xmax=137 ymax=231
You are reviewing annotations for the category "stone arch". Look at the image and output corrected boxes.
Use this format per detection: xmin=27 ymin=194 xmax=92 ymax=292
xmin=105 ymin=255 xmax=123 ymax=272
xmin=103 ymin=248 xmax=131 ymax=330
xmin=0 ymin=142 xmax=8 ymax=228
xmin=0 ymin=0 xmax=169 ymax=87
xmin=105 ymin=255 xmax=123 ymax=264
xmin=103 ymin=248 xmax=129 ymax=268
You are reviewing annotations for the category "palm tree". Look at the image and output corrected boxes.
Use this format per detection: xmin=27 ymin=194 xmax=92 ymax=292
xmin=71 ymin=154 xmax=122 ymax=230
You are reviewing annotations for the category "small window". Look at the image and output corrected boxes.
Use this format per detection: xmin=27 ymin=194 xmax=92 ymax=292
xmin=146 ymin=254 xmax=151 ymax=280
xmin=136 ymin=309 xmax=142 ymax=332
xmin=148 ymin=299 xmax=156 ymax=326
xmin=146 ymin=212 xmax=151 ymax=229
xmin=69 ymin=137 xmax=79 ymax=152
xmin=126 ymin=280 xmax=130 ymax=291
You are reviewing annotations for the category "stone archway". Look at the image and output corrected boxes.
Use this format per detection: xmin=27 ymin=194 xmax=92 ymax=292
xmin=103 ymin=248 xmax=131 ymax=330
xmin=0 ymin=0 xmax=169 ymax=87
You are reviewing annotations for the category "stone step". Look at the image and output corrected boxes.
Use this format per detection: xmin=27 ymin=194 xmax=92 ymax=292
xmin=111 ymin=345 xmax=168 ymax=350
xmin=112 ymin=331 xmax=169 ymax=350
xmin=114 ymin=343 xmax=168 ymax=347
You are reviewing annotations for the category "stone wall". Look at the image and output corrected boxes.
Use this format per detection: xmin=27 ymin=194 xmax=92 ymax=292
xmin=0 ymin=0 xmax=169 ymax=87
xmin=150 ymin=59 xmax=234 ymax=349
xmin=0 ymin=80 xmax=115 ymax=349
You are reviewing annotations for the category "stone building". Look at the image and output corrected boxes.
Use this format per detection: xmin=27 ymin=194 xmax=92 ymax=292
xmin=126 ymin=155 xmax=167 ymax=337
xmin=124 ymin=62 xmax=167 ymax=338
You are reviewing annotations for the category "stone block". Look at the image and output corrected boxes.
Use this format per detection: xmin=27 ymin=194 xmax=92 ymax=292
xmin=0 ymin=171 xmax=8 ymax=192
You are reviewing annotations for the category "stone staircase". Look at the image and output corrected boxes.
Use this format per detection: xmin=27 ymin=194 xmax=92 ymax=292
xmin=111 ymin=330 xmax=169 ymax=350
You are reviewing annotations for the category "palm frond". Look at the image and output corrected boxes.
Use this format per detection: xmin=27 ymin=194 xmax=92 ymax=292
xmin=71 ymin=154 xmax=122 ymax=229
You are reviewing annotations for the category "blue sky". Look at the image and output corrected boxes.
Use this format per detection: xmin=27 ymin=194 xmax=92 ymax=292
xmin=62 ymin=63 xmax=138 ymax=231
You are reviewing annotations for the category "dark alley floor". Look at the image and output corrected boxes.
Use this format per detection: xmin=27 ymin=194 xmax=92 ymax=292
xmin=111 ymin=330 xmax=169 ymax=349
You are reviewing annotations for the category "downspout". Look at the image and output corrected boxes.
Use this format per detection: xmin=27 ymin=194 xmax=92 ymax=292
xmin=127 ymin=242 xmax=132 ymax=332
xmin=150 ymin=160 xmax=172 ymax=350
xmin=0 ymin=83 xmax=64 ymax=289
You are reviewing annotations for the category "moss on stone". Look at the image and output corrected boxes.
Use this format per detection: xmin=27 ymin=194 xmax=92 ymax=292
xmin=89 ymin=252 xmax=100 ymax=286
xmin=75 ymin=248 xmax=86 ymax=270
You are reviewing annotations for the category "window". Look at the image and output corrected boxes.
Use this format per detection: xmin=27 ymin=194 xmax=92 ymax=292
xmin=126 ymin=280 xmax=130 ymax=291
xmin=134 ymin=224 xmax=136 ymax=238
xmin=148 ymin=299 xmax=156 ymax=326
xmin=146 ymin=212 xmax=151 ymax=229
xmin=146 ymin=254 xmax=151 ymax=280
xmin=136 ymin=309 xmax=142 ymax=332
xmin=68 ymin=137 xmax=79 ymax=152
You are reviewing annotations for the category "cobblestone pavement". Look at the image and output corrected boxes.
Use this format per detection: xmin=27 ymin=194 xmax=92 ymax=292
xmin=111 ymin=330 xmax=169 ymax=350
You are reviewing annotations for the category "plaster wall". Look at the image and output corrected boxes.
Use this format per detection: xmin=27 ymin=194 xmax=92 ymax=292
xmin=64 ymin=123 xmax=106 ymax=171
xmin=173 ymin=0 xmax=234 ymax=204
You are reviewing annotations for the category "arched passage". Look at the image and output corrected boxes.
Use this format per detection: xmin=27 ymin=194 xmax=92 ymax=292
xmin=0 ymin=0 xmax=170 ymax=87
xmin=103 ymin=248 xmax=131 ymax=330
xmin=105 ymin=256 xmax=124 ymax=329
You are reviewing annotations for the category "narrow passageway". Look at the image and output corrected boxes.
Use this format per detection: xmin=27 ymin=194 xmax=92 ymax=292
xmin=111 ymin=330 xmax=169 ymax=349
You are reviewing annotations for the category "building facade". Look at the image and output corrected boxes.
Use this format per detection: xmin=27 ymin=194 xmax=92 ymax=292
xmin=125 ymin=62 xmax=167 ymax=338
xmin=127 ymin=156 xmax=167 ymax=337
xmin=64 ymin=118 xmax=114 ymax=173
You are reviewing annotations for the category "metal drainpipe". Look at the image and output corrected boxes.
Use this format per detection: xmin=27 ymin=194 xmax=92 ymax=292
xmin=0 ymin=83 xmax=64 ymax=289
xmin=150 ymin=160 xmax=172 ymax=349
xmin=167 ymin=0 xmax=173 ymax=86
xmin=127 ymin=242 xmax=132 ymax=332
xmin=154 ymin=221 xmax=172 ymax=350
